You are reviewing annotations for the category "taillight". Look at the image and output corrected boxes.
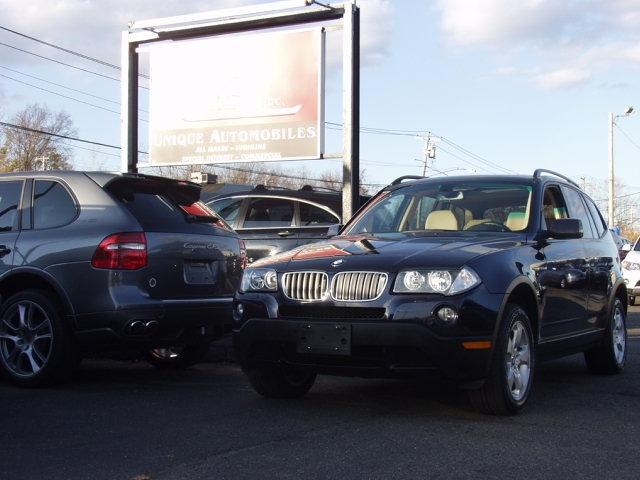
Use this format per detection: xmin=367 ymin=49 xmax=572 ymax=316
xmin=239 ymin=239 xmax=248 ymax=269
xmin=92 ymin=232 xmax=147 ymax=270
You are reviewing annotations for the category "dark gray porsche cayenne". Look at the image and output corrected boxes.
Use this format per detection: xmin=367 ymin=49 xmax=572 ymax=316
xmin=0 ymin=171 xmax=244 ymax=386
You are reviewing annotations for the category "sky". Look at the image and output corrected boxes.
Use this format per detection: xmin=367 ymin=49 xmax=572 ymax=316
xmin=0 ymin=0 xmax=639 ymax=196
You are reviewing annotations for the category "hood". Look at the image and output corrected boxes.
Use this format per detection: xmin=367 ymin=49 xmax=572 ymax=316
xmin=624 ymin=251 xmax=640 ymax=264
xmin=250 ymin=232 xmax=526 ymax=271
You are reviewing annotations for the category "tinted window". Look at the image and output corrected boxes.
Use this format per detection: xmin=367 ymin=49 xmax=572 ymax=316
xmin=583 ymin=197 xmax=607 ymax=237
xmin=347 ymin=183 xmax=532 ymax=234
xmin=541 ymin=185 xmax=569 ymax=228
xmin=561 ymin=186 xmax=594 ymax=239
xmin=33 ymin=180 xmax=76 ymax=229
xmin=243 ymin=198 xmax=294 ymax=228
xmin=299 ymin=202 xmax=339 ymax=226
xmin=210 ymin=198 xmax=243 ymax=224
xmin=0 ymin=181 xmax=23 ymax=232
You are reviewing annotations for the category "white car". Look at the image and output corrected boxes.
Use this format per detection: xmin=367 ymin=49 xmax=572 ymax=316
xmin=622 ymin=237 xmax=640 ymax=306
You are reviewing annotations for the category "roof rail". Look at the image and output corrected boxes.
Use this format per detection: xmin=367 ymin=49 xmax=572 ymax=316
xmin=390 ymin=175 xmax=425 ymax=186
xmin=533 ymin=169 xmax=580 ymax=189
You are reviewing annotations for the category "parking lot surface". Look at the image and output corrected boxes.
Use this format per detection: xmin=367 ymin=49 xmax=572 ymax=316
xmin=1 ymin=306 xmax=639 ymax=480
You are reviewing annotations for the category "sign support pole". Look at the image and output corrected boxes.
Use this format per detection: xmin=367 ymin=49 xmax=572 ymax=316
xmin=342 ymin=1 xmax=360 ymax=223
xmin=121 ymin=32 xmax=139 ymax=173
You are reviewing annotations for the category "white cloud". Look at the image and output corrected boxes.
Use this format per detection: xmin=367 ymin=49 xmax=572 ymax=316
xmin=0 ymin=0 xmax=393 ymax=68
xmin=435 ymin=0 xmax=640 ymax=89
xmin=533 ymin=67 xmax=591 ymax=89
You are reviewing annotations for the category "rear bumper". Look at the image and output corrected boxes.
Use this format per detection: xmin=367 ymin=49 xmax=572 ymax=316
xmin=233 ymin=318 xmax=493 ymax=381
xmin=74 ymin=298 xmax=233 ymax=351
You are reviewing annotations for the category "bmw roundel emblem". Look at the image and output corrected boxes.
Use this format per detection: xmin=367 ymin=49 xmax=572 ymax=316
xmin=331 ymin=259 xmax=345 ymax=267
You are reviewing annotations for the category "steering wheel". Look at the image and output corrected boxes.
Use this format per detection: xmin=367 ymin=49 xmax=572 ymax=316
xmin=466 ymin=221 xmax=511 ymax=232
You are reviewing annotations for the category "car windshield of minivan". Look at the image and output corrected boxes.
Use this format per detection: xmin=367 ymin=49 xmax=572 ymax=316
xmin=346 ymin=182 xmax=533 ymax=235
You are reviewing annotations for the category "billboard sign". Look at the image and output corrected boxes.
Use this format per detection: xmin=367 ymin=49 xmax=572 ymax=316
xmin=147 ymin=28 xmax=324 ymax=165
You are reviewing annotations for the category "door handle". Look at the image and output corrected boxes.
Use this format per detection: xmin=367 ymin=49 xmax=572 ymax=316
xmin=0 ymin=245 xmax=11 ymax=257
xmin=278 ymin=230 xmax=295 ymax=237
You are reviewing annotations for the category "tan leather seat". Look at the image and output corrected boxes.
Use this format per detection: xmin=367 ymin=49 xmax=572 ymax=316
xmin=425 ymin=210 xmax=458 ymax=231
xmin=464 ymin=219 xmax=490 ymax=230
xmin=505 ymin=211 xmax=527 ymax=231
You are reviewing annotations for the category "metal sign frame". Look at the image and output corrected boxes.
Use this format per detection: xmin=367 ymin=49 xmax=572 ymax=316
xmin=121 ymin=0 xmax=360 ymax=221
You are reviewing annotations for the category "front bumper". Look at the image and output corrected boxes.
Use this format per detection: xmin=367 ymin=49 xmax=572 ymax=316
xmin=233 ymin=318 xmax=493 ymax=381
xmin=232 ymin=285 xmax=503 ymax=381
xmin=623 ymin=269 xmax=640 ymax=296
xmin=74 ymin=298 xmax=234 ymax=351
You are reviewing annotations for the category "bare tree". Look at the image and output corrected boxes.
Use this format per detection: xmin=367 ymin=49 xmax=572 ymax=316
xmin=1 ymin=104 xmax=76 ymax=172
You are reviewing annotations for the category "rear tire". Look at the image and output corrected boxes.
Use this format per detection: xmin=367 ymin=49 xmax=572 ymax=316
xmin=246 ymin=368 xmax=316 ymax=399
xmin=145 ymin=343 xmax=210 ymax=369
xmin=468 ymin=303 xmax=535 ymax=415
xmin=0 ymin=290 xmax=75 ymax=387
xmin=585 ymin=298 xmax=626 ymax=374
xmin=630 ymin=296 xmax=636 ymax=306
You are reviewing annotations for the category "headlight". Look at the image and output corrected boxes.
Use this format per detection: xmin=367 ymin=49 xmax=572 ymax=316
xmin=241 ymin=268 xmax=278 ymax=292
xmin=622 ymin=260 xmax=640 ymax=271
xmin=394 ymin=267 xmax=481 ymax=295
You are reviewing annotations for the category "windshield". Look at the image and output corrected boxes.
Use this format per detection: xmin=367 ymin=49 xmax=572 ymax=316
xmin=635 ymin=238 xmax=640 ymax=251
xmin=345 ymin=181 xmax=533 ymax=235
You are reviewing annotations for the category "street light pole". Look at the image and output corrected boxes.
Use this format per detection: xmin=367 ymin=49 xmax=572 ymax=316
xmin=608 ymin=112 xmax=614 ymax=226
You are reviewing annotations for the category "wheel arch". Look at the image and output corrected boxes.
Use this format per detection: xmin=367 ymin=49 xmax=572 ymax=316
xmin=0 ymin=267 xmax=75 ymax=321
xmin=494 ymin=277 xmax=541 ymax=344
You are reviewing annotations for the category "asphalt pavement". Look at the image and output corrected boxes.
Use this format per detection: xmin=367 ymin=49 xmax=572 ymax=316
xmin=2 ymin=306 xmax=639 ymax=480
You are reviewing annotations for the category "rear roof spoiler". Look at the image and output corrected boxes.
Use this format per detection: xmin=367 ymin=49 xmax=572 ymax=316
xmin=100 ymin=173 xmax=202 ymax=204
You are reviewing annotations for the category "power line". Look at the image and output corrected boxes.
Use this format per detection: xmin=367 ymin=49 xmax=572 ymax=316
xmin=0 ymin=41 xmax=149 ymax=90
xmin=0 ymin=72 xmax=149 ymax=121
xmin=615 ymin=124 xmax=640 ymax=151
xmin=0 ymin=120 xmax=150 ymax=154
xmin=0 ymin=64 xmax=146 ymax=110
xmin=0 ymin=25 xmax=150 ymax=79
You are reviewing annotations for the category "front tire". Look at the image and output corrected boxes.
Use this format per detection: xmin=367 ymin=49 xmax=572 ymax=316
xmin=144 ymin=343 xmax=210 ymax=369
xmin=246 ymin=368 xmax=316 ymax=399
xmin=630 ymin=296 xmax=636 ymax=306
xmin=468 ymin=303 xmax=535 ymax=415
xmin=0 ymin=290 xmax=75 ymax=387
xmin=585 ymin=298 xmax=626 ymax=374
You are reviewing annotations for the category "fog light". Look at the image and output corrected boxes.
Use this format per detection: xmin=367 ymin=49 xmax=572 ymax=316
xmin=233 ymin=303 xmax=244 ymax=322
xmin=436 ymin=306 xmax=458 ymax=325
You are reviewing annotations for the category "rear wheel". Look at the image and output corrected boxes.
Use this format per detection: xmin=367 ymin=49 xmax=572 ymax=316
xmin=144 ymin=343 xmax=210 ymax=369
xmin=468 ymin=303 xmax=535 ymax=415
xmin=0 ymin=290 xmax=75 ymax=387
xmin=585 ymin=298 xmax=626 ymax=374
xmin=246 ymin=368 xmax=316 ymax=399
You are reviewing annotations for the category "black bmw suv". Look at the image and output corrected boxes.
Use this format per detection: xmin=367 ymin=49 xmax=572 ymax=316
xmin=233 ymin=170 xmax=627 ymax=415
xmin=0 ymin=171 xmax=244 ymax=386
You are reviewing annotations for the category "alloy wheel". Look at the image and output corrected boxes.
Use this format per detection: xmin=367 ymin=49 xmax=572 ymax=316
xmin=0 ymin=301 xmax=53 ymax=378
xmin=504 ymin=320 xmax=531 ymax=402
xmin=612 ymin=305 xmax=626 ymax=365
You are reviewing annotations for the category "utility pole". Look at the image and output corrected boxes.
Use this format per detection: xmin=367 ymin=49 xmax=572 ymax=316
xmin=421 ymin=135 xmax=436 ymax=177
xmin=608 ymin=106 xmax=634 ymax=227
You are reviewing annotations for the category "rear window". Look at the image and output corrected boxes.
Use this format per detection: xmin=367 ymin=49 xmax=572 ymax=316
xmin=107 ymin=180 xmax=230 ymax=234
xmin=0 ymin=181 xmax=23 ymax=232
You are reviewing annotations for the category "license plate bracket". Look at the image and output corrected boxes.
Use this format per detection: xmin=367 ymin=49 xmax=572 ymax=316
xmin=296 ymin=323 xmax=351 ymax=356
xmin=183 ymin=261 xmax=218 ymax=285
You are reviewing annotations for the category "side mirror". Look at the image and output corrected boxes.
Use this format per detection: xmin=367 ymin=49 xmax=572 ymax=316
xmin=326 ymin=224 xmax=343 ymax=237
xmin=622 ymin=243 xmax=632 ymax=252
xmin=542 ymin=218 xmax=583 ymax=240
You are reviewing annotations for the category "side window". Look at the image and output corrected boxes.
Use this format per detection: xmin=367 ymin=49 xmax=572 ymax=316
xmin=583 ymin=196 xmax=607 ymax=237
xmin=299 ymin=202 xmax=339 ymax=226
xmin=541 ymin=185 xmax=569 ymax=228
xmin=243 ymin=198 xmax=294 ymax=228
xmin=33 ymin=180 xmax=77 ymax=229
xmin=0 ymin=181 xmax=23 ymax=232
xmin=210 ymin=198 xmax=243 ymax=225
xmin=561 ymin=186 xmax=594 ymax=239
